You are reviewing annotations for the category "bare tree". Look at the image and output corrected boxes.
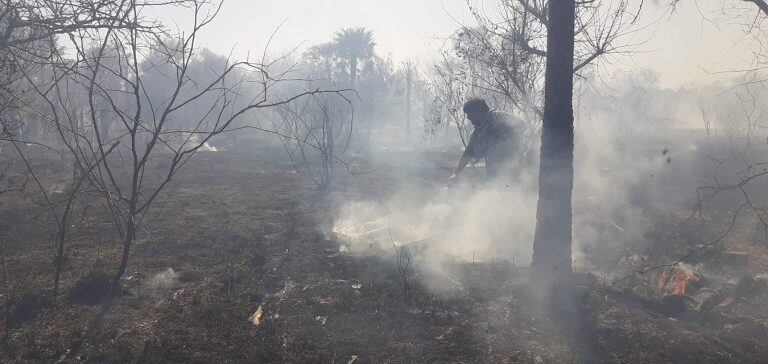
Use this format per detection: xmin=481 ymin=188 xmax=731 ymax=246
xmin=427 ymin=0 xmax=642 ymax=283
xmin=0 ymin=0 xmax=127 ymax=297
xmin=393 ymin=243 xmax=411 ymax=303
xmin=273 ymin=92 xmax=354 ymax=192
xmin=13 ymin=0 xmax=346 ymax=292
xmin=401 ymin=60 xmax=417 ymax=145
xmin=607 ymin=0 xmax=768 ymax=285
xmin=445 ymin=0 xmax=639 ymax=116
xmin=684 ymin=0 xmax=768 ymax=250
xmin=425 ymin=56 xmax=474 ymax=147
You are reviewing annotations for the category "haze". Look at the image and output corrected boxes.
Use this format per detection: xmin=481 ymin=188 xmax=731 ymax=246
xmin=157 ymin=0 xmax=759 ymax=88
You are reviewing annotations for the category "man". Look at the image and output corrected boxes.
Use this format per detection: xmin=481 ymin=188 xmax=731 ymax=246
xmin=449 ymin=98 xmax=522 ymax=181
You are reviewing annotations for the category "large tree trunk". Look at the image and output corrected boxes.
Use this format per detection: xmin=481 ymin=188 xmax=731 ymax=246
xmin=746 ymin=0 xmax=768 ymax=16
xmin=531 ymin=0 xmax=576 ymax=285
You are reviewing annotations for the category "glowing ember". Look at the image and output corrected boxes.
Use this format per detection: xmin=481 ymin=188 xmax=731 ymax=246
xmin=657 ymin=264 xmax=702 ymax=296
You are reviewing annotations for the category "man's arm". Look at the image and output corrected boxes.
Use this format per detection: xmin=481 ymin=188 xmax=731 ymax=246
xmin=449 ymin=150 xmax=472 ymax=180
xmin=450 ymin=125 xmax=484 ymax=181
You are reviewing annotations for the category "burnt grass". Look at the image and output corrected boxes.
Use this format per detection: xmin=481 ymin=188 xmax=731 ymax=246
xmin=1 ymin=138 xmax=767 ymax=363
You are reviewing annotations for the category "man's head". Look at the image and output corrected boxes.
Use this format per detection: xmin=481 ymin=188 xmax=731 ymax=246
xmin=463 ymin=98 xmax=491 ymax=126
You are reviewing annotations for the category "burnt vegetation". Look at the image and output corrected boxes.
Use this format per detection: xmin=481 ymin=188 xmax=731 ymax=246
xmin=1 ymin=0 xmax=768 ymax=362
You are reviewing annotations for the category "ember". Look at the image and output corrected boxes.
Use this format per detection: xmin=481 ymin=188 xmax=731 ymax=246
xmin=658 ymin=264 xmax=702 ymax=296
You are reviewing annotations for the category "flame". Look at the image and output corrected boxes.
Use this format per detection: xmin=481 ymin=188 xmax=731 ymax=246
xmin=658 ymin=264 xmax=701 ymax=296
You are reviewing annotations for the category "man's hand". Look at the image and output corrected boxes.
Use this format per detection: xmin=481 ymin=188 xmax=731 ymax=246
xmin=446 ymin=173 xmax=459 ymax=188
xmin=448 ymin=151 xmax=471 ymax=188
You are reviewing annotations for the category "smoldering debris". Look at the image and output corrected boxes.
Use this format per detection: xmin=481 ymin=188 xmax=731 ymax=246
xmin=603 ymin=215 xmax=768 ymax=324
xmin=331 ymin=178 xmax=537 ymax=269
xmin=200 ymin=141 xmax=219 ymax=152
xmin=164 ymin=133 xmax=222 ymax=153
xmin=145 ymin=268 xmax=181 ymax=293
xmin=249 ymin=305 xmax=264 ymax=326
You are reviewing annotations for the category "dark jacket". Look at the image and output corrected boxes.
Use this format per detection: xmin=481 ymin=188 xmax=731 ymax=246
xmin=465 ymin=111 xmax=522 ymax=176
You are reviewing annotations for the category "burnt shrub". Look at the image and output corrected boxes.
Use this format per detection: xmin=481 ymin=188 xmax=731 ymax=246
xmin=68 ymin=271 xmax=112 ymax=305
xmin=7 ymin=290 xmax=54 ymax=328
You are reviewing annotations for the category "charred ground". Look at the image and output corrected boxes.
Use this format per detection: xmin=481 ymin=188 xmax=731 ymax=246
xmin=1 ymin=136 xmax=767 ymax=363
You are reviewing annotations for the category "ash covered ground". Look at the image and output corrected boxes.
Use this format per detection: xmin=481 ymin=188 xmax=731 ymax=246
xmin=1 ymin=133 xmax=767 ymax=363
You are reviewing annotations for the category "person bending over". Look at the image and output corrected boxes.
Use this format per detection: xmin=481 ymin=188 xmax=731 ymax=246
xmin=449 ymin=98 xmax=523 ymax=181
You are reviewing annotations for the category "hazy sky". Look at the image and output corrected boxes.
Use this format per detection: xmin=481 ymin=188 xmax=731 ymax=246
xmin=156 ymin=0 xmax=763 ymax=88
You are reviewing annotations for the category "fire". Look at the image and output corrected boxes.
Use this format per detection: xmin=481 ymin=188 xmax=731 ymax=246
xmin=657 ymin=264 xmax=702 ymax=296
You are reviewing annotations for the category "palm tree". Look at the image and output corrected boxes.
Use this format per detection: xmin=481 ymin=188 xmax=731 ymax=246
xmin=332 ymin=27 xmax=376 ymax=88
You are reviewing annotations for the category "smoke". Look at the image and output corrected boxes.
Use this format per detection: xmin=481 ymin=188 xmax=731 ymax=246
xmin=571 ymin=126 xmax=669 ymax=271
xmin=145 ymin=268 xmax=180 ymax=293
xmin=330 ymin=74 xmax=706 ymax=291
xmin=334 ymin=179 xmax=537 ymax=259
xmin=330 ymin=134 xmax=665 ymax=287
xmin=332 ymin=148 xmax=539 ymax=294
xmin=325 ymin=63 xmax=768 ymax=300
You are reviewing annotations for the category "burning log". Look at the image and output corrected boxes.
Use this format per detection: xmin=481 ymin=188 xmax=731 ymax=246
xmin=657 ymin=264 xmax=702 ymax=297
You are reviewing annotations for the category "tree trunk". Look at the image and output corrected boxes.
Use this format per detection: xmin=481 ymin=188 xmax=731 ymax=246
xmin=323 ymin=114 xmax=334 ymax=192
xmin=746 ymin=0 xmax=768 ymax=16
xmin=531 ymin=0 xmax=576 ymax=285
xmin=350 ymin=57 xmax=357 ymax=88
xmin=113 ymin=214 xmax=135 ymax=291
xmin=52 ymin=195 xmax=74 ymax=296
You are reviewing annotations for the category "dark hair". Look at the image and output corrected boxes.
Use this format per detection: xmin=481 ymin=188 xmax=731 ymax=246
xmin=463 ymin=98 xmax=490 ymax=114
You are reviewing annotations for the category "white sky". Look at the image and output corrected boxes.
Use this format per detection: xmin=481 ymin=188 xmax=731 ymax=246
xmin=155 ymin=0 xmax=764 ymax=88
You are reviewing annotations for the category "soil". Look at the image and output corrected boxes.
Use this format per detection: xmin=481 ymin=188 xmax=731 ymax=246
xmin=0 ymin=137 xmax=767 ymax=363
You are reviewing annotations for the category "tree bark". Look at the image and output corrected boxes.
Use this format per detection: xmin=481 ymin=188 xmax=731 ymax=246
xmin=350 ymin=56 xmax=358 ymax=88
xmin=531 ymin=0 xmax=576 ymax=284
xmin=113 ymin=217 xmax=135 ymax=291
xmin=745 ymin=0 xmax=768 ymax=17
